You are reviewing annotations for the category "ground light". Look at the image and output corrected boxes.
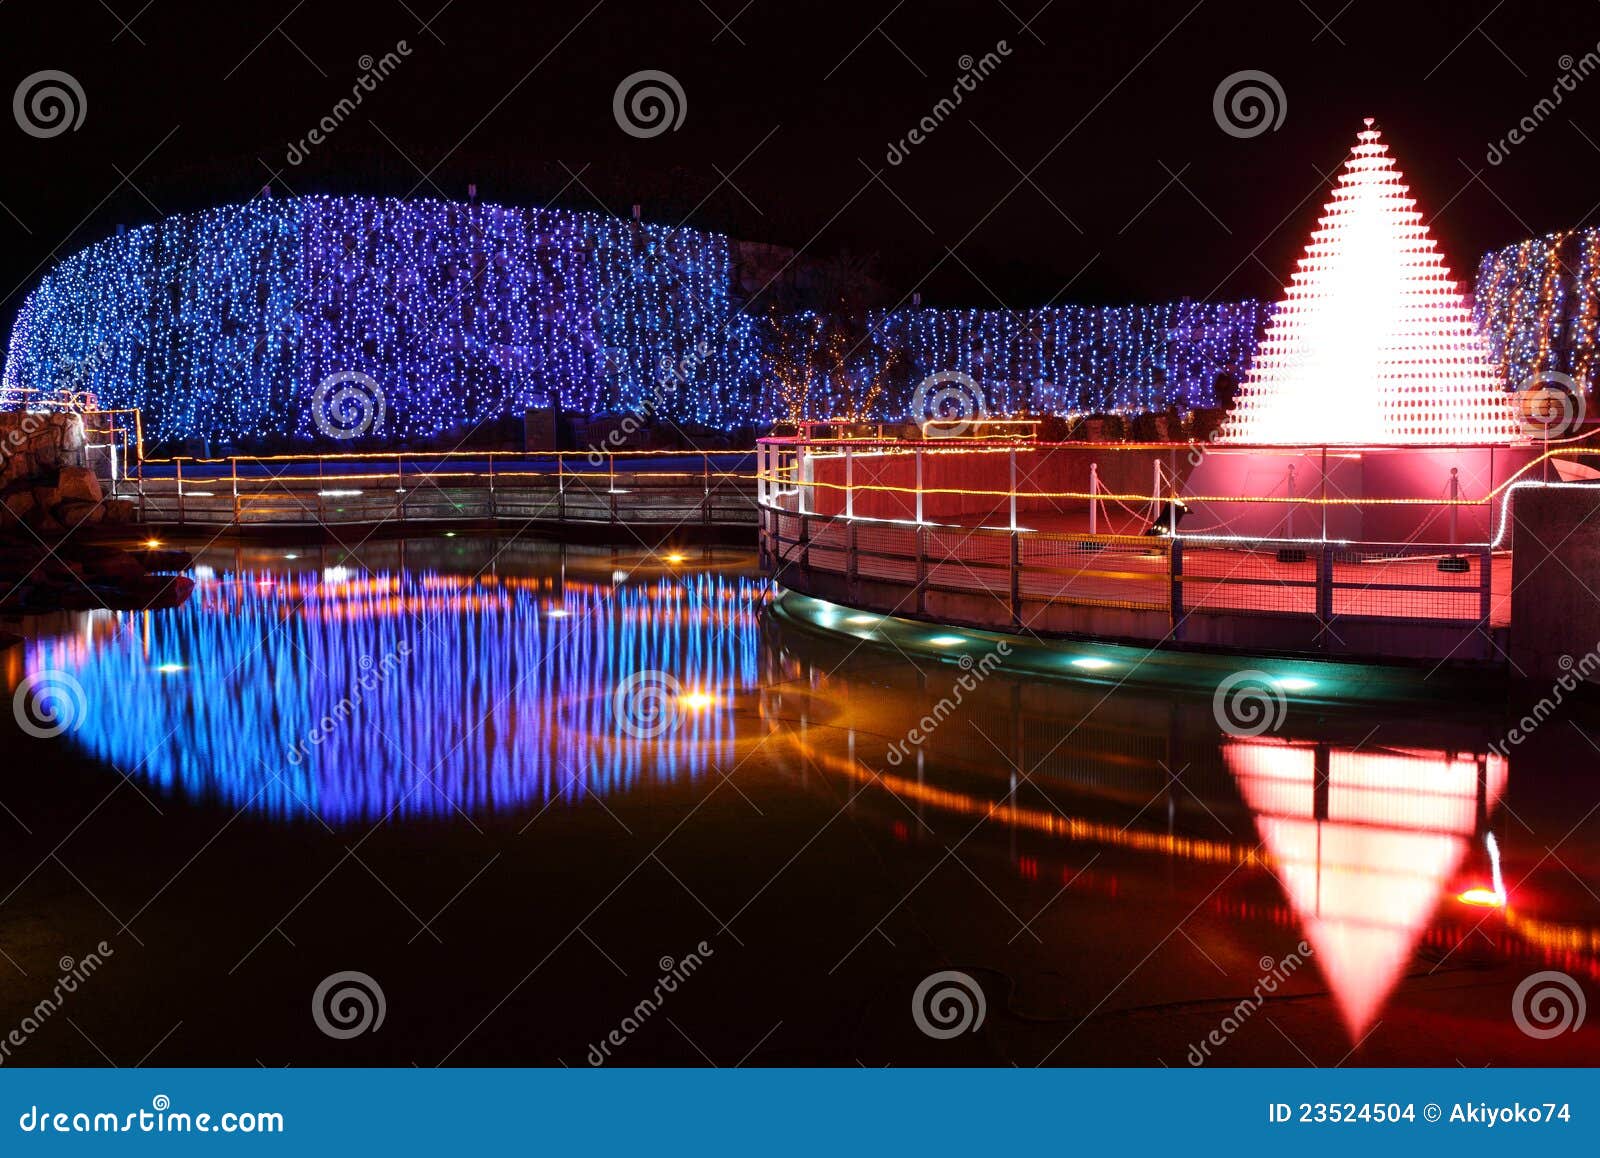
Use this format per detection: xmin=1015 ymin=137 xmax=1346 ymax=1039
xmin=1273 ymin=676 xmax=1317 ymax=692
xmin=155 ymin=663 xmax=185 ymax=674
xmin=927 ymin=635 xmax=965 ymax=647
xmin=678 ymin=691 xmax=715 ymax=710
xmin=1069 ymin=656 xmax=1115 ymax=670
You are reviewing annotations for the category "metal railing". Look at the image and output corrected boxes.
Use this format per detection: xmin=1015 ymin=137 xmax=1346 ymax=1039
xmin=759 ymin=507 xmax=1497 ymax=658
xmin=119 ymin=449 xmax=760 ymax=529
xmin=753 ymin=434 xmax=1548 ymax=660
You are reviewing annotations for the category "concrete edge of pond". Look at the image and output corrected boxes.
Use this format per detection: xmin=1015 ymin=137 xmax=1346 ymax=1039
xmin=769 ymin=588 xmax=1508 ymax=709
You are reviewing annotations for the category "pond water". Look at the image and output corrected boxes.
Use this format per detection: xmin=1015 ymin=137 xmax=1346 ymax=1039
xmin=1 ymin=536 xmax=1595 ymax=1066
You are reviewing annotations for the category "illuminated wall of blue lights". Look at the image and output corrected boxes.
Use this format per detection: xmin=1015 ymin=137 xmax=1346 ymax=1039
xmin=2 ymin=195 xmax=1271 ymax=442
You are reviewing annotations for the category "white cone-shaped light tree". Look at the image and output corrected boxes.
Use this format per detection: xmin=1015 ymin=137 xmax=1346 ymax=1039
xmin=1222 ymin=119 xmax=1521 ymax=444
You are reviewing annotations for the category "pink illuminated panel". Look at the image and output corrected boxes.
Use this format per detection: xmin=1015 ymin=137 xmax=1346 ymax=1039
xmin=1223 ymin=120 xmax=1522 ymax=445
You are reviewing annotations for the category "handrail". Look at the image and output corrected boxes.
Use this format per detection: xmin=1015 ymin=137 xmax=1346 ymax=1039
xmin=756 ymin=437 xmax=1600 ymax=509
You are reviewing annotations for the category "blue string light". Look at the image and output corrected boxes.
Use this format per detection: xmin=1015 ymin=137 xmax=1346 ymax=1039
xmin=2 ymin=194 xmax=1274 ymax=441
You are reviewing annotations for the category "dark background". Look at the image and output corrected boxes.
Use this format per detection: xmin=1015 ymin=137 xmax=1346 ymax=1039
xmin=0 ymin=0 xmax=1595 ymax=328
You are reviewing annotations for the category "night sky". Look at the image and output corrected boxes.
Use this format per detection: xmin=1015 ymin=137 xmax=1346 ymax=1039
xmin=1 ymin=0 xmax=1596 ymax=331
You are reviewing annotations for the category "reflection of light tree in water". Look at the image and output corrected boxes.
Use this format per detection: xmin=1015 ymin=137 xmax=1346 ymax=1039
xmin=778 ymin=724 xmax=1598 ymax=1039
xmin=25 ymin=570 xmax=770 ymax=823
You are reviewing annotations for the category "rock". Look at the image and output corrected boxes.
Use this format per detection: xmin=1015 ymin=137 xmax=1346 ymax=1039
xmin=107 ymin=573 xmax=194 ymax=610
xmin=3 ymin=490 xmax=36 ymax=521
xmin=69 ymin=545 xmax=146 ymax=584
xmin=101 ymin=499 xmax=138 ymax=523
xmin=31 ymin=484 xmax=60 ymax=513
xmin=2 ymin=451 xmax=32 ymax=482
xmin=57 ymin=466 xmax=102 ymax=504
xmin=54 ymin=499 xmax=105 ymax=528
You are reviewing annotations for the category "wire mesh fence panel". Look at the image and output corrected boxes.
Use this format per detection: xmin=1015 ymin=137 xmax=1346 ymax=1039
xmin=1019 ymin=534 xmax=1169 ymax=609
xmin=808 ymin=545 xmax=849 ymax=575
xmin=852 ymin=523 xmax=920 ymax=584
xmin=1329 ymin=549 xmax=1482 ymax=621
xmin=1179 ymin=543 xmax=1318 ymax=615
xmin=923 ymin=527 xmax=1012 ymax=595
xmin=491 ymin=493 xmax=564 ymax=520
xmin=805 ymin=518 xmax=847 ymax=550
xmin=803 ymin=518 xmax=851 ymax=579
xmin=387 ymin=488 xmax=493 ymax=520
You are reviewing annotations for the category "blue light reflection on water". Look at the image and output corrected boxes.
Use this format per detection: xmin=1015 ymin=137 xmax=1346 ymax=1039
xmin=25 ymin=569 xmax=770 ymax=823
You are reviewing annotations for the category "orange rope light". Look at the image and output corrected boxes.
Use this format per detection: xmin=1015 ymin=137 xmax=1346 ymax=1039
xmin=758 ymin=445 xmax=1600 ymax=508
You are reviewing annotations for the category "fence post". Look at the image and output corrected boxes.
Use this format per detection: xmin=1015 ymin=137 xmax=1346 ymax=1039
xmin=1449 ymin=466 xmax=1460 ymax=551
xmin=914 ymin=447 xmax=924 ymax=524
xmin=1317 ymin=545 xmax=1334 ymax=642
xmin=488 ymin=455 xmax=497 ymax=520
xmin=845 ymin=446 xmax=854 ymax=520
xmin=703 ymin=454 xmax=711 ymax=526
xmin=175 ymin=458 xmax=185 ymax=525
xmin=1088 ymin=460 xmax=1097 ymax=535
xmin=915 ymin=523 xmax=927 ymax=615
xmin=557 ymin=454 xmax=565 ymax=522
xmin=847 ymin=519 xmax=859 ymax=603
xmin=1169 ymin=537 xmax=1183 ymax=638
xmin=609 ymin=452 xmax=617 ymax=525
xmin=231 ymin=457 xmax=240 ymax=526
xmin=1010 ymin=529 xmax=1021 ymax=629
xmin=1320 ymin=446 xmax=1328 ymax=541
xmin=1011 ymin=449 xmax=1019 ymax=532
xmin=1479 ymin=546 xmax=1493 ymax=629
